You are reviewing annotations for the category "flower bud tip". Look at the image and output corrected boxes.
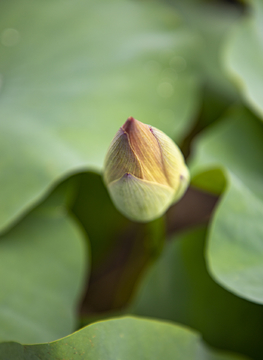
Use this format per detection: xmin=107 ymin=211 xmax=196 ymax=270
xmin=122 ymin=117 xmax=136 ymax=133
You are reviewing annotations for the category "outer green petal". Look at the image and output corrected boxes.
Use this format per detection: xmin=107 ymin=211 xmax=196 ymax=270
xmin=108 ymin=174 xmax=174 ymax=222
xmin=150 ymin=126 xmax=190 ymax=201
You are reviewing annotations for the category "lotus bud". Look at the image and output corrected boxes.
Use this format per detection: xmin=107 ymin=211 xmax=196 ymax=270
xmin=104 ymin=117 xmax=189 ymax=222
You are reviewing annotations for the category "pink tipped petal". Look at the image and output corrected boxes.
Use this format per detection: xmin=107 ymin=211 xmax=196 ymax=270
xmin=104 ymin=128 xmax=142 ymax=185
xmin=122 ymin=118 xmax=168 ymax=186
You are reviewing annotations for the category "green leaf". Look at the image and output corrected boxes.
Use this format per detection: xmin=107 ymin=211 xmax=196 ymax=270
xmin=0 ymin=0 xmax=200 ymax=232
xmin=190 ymin=107 xmax=263 ymax=303
xmin=0 ymin=317 xmax=249 ymax=360
xmin=0 ymin=182 xmax=89 ymax=343
xmin=130 ymin=227 xmax=263 ymax=360
xmin=208 ymin=176 xmax=263 ymax=302
xmin=224 ymin=0 xmax=263 ymax=119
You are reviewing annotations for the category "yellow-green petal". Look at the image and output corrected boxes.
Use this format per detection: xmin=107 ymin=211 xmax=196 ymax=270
xmin=150 ymin=126 xmax=190 ymax=202
xmin=108 ymin=173 xmax=174 ymax=222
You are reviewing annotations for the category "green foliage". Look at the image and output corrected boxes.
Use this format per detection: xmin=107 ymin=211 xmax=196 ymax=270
xmin=0 ymin=0 xmax=263 ymax=359
xmin=190 ymin=107 xmax=263 ymax=303
xmin=0 ymin=317 xmax=249 ymax=360
xmin=0 ymin=182 xmax=89 ymax=343
xmin=130 ymin=227 xmax=263 ymax=360
xmin=224 ymin=0 xmax=263 ymax=119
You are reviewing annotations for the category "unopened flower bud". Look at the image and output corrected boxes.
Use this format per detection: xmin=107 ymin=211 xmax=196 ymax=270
xmin=104 ymin=117 xmax=189 ymax=222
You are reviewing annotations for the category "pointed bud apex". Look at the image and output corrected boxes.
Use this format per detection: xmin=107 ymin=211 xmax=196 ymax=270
xmin=104 ymin=117 xmax=189 ymax=222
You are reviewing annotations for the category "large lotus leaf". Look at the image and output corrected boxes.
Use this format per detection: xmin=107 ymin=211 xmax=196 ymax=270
xmin=0 ymin=182 xmax=89 ymax=344
xmin=189 ymin=107 xmax=263 ymax=303
xmin=0 ymin=317 xmax=249 ymax=360
xmin=0 ymin=0 xmax=201 ymax=233
xmin=131 ymin=227 xmax=263 ymax=360
xmin=224 ymin=0 xmax=263 ymax=119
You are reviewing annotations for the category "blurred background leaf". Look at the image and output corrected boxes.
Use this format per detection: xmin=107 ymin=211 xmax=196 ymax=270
xmin=169 ymin=0 xmax=243 ymax=98
xmin=190 ymin=107 xmax=263 ymax=304
xmin=130 ymin=227 xmax=263 ymax=360
xmin=224 ymin=0 xmax=263 ymax=120
xmin=0 ymin=317 xmax=250 ymax=360
xmin=0 ymin=181 xmax=89 ymax=343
